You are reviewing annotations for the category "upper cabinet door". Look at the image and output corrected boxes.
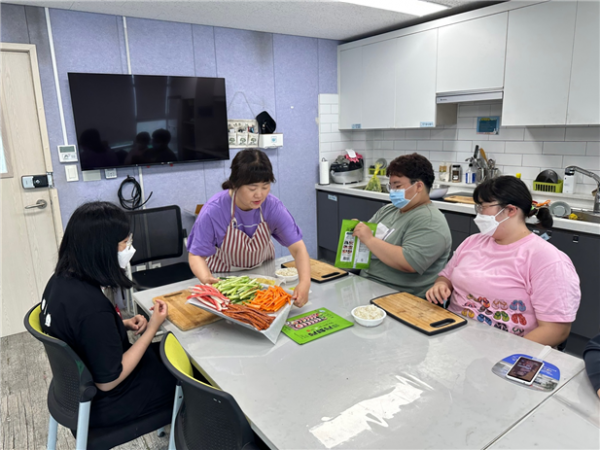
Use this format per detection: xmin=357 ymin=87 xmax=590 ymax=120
xmin=437 ymin=13 xmax=508 ymax=93
xmin=567 ymin=1 xmax=600 ymax=125
xmin=503 ymin=2 xmax=577 ymax=126
xmin=395 ymin=29 xmax=438 ymax=128
xmin=338 ymin=46 xmax=363 ymax=130
xmin=361 ymin=39 xmax=397 ymax=129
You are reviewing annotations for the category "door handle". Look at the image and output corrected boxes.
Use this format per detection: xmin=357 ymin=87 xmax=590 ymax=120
xmin=25 ymin=199 xmax=47 ymax=210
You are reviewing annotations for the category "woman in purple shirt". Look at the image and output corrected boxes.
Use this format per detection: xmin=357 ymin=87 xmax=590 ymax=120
xmin=187 ymin=149 xmax=311 ymax=306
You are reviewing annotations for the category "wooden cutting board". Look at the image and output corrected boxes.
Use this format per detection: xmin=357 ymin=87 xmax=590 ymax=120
xmin=152 ymin=289 xmax=221 ymax=331
xmin=443 ymin=195 xmax=476 ymax=205
xmin=282 ymin=259 xmax=348 ymax=283
xmin=371 ymin=292 xmax=467 ymax=335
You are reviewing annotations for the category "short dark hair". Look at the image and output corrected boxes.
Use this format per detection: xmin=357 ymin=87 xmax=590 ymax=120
xmin=55 ymin=201 xmax=133 ymax=288
xmin=386 ymin=153 xmax=435 ymax=190
xmin=222 ymin=149 xmax=276 ymax=190
xmin=473 ymin=176 xmax=553 ymax=228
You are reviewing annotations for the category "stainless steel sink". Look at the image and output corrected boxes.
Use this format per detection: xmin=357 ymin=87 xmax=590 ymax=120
xmin=570 ymin=209 xmax=600 ymax=224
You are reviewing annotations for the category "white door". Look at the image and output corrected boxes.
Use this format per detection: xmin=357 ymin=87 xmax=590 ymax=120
xmin=395 ymin=29 xmax=438 ymax=128
xmin=361 ymin=39 xmax=397 ymax=129
xmin=338 ymin=46 xmax=364 ymax=130
xmin=567 ymin=1 xmax=600 ymax=125
xmin=437 ymin=12 xmax=508 ymax=93
xmin=1 ymin=43 xmax=63 ymax=337
xmin=503 ymin=1 xmax=578 ymax=126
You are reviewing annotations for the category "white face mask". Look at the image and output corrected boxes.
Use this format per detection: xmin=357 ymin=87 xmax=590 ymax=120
xmin=473 ymin=208 xmax=509 ymax=237
xmin=118 ymin=245 xmax=136 ymax=269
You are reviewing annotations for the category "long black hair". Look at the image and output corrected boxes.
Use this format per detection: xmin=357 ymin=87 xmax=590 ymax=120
xmin=473 ymin=176 xmax=553 ymax=228
xmin=222 ymin=149 xmax=276 ymax=190
xmin=55 ymin=201 xmax=133 ymax=288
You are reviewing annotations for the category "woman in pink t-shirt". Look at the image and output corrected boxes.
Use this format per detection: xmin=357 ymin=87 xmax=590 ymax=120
xmin=426 ymin=176 xmax=580 ymax=347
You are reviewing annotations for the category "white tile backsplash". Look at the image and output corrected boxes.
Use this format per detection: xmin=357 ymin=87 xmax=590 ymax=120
xmin=565 ymin=127 xmax=600 ymax=142
xmin=318 ymin=95 xmax=600 ymax=195
xmin=524 ymin=127 xmax=565 ymax=142
xmin=543 ymin=142 xmax=587 ymax=155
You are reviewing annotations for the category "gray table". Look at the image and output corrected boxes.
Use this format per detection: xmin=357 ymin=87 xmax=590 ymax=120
xmin=134 ymin=259 xmax=585 ymax=449
xmin=489 ymin=370 xmax=599 ymax=449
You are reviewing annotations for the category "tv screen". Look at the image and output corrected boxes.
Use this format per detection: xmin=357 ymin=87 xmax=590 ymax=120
xmin=67 ymin=73 xmax=229 ymax=171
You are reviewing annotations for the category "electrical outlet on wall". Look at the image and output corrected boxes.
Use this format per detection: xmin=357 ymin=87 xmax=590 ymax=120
xmin=65 ymin=165 xmax=79 ymax=182
xmin=105 ymin=168 xmax=117 ymax=179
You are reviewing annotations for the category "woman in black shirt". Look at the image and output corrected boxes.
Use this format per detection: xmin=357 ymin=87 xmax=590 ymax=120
xmin=40 ymin=201 xmax=175 ymax=428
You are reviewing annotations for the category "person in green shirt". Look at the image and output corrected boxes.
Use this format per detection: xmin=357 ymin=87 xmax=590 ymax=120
xmin=353 ymin=153 xmax=452 ymax=298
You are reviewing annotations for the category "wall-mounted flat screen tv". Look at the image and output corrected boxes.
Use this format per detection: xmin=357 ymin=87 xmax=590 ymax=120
xmin=67 ymin=73 xmax=229 ymax=171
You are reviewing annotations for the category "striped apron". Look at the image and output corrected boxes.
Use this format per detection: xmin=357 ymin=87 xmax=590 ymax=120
xmin=206 ymin=191 xmax=276 ymax=273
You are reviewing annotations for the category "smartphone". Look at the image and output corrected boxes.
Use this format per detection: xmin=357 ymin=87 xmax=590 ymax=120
xmin=505 ymin=356 xmax=545 ymax=385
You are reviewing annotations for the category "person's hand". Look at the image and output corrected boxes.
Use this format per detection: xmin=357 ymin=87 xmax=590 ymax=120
xmin=149 ymin=300 xmax=168 ymax=331
xmin=352 ymin=222 xmax=374 ymax=243
xmin=200 ymin=275 xmax=220 ymax=285
xmin=124 ymin=314 xmax=148 ymax=335
xmin=291 ymin=282 xmax=310 ymax=308
xmin=426 ymin=282 xmax=452 ymax=305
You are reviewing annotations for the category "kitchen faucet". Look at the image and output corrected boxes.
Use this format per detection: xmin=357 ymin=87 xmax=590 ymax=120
xmin=565 ymin=165 xmax=600 ymax=213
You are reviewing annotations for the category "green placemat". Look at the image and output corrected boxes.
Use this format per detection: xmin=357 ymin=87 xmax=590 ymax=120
xmin=282 ymin=308 xmax=353 ymax=344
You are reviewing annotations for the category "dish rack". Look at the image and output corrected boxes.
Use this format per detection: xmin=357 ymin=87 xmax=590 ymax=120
xmin=533 ymin=180 xmax=563 ymax=193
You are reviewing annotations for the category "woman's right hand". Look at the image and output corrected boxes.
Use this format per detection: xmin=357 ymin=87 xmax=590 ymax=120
xmin=149 ymin=299 xmax=168 ymax=331
xmin=200 ymin=275 xmax=220 ymax=285
xmin=426 ymin=282 xmax=452 ymax=305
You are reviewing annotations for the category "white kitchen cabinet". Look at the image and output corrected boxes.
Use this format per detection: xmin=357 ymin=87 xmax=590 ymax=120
xmin=395 ymin=29 xmax=439 ymax=128
xmin=361 ymin=39 xmax=397 ymax=129
xmin=437 ymin=13 xmax=507 ymax=93
xmin=503 ymin=1 xmax=577 ymax=126
xmin=567 ymin=1 xmax=600 ymax=125
xmin=338 ymin=46 xmax=363 ymax=130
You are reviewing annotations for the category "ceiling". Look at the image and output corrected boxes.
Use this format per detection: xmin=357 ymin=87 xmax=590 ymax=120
xmin=8 ymin=0 xmax=497 ymax=41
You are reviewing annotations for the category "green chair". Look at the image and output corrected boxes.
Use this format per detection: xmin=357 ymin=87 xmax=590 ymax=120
xmin=160 ymin=332 xmax=261 ymax=450
xmin=24 ymin=303 xmax=171 ymax=449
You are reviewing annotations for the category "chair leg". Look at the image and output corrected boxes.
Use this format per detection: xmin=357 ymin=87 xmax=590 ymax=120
xmin=169 ymin=384 xmax=183 ymax=450
xmin=76 ymin=401 xmax=91 ymax=450
xmin=47 ymin=415 xmax=58 ymax=450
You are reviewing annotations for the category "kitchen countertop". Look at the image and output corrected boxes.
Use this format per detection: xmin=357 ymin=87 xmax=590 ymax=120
xmin=134 ymin=257 xmax=586 ymax=450
xmin=316 ymin=182 xmax=600 ymax=236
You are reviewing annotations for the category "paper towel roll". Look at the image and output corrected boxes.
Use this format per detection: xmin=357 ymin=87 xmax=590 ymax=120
xmin=319 ymin=158 xmax=330 ymax=185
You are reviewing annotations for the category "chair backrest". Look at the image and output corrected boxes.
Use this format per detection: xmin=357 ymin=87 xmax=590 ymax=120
xmin=160 ymin=332 xmax=256 ymax=450
xmin=127 ymin=205 xmax=184 ymax=266
xmin=23 ymin=304 xmax=97 ymax=430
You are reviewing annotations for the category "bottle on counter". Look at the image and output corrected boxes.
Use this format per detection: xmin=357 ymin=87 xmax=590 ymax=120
xmin=439 ymin=162 xmax=449 ymax=182
xmin=451 ymin=164 xmax=462 ymax=183
xmin=563 ymin=167 xmax=576 ymax=194
xmin=464 ymin=164 xmax=476 ymax=184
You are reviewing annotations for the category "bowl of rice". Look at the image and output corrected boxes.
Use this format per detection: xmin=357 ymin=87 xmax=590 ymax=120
xmin=351 ymin=305 xmax=386 ymax=327
xmin=275 ymin=267 xmax=299 ymax=283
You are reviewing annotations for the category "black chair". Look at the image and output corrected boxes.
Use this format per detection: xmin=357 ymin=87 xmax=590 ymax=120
xmin=160 ymin=332 xmax=261 ymax=450
xmin=128 ymin=205 xmax=195 ymax=290
xmin=24 ymin=303 xmax=171 ymax=450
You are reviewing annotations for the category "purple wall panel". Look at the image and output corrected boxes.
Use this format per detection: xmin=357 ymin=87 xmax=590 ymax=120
xmin=273 ymin=34 xmax=319 ymax=257
xmin=318 ymin=38 xmax=340 ymax=94
xmin=1 ymin=4 xmax=29 ymax=44
xmin=214 ymin=27 xmax=276 ymax=121
xmin=126 ymin=18 xmax=195 ymax=76
xmin=192 ymin=25 xmax=217 ymax=77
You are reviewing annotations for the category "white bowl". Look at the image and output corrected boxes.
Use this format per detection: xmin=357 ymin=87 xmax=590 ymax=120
xmin=351 ymin=306 xmax=386 ymax=327
xmin=275 ymin=268 xmax=299 ymax=284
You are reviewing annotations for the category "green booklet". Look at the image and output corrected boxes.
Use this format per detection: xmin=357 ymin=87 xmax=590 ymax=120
xmin=282 ymin=308 xmax=353 ymax=344
xmin=335 ymin=219 xmax=377 ymax=270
